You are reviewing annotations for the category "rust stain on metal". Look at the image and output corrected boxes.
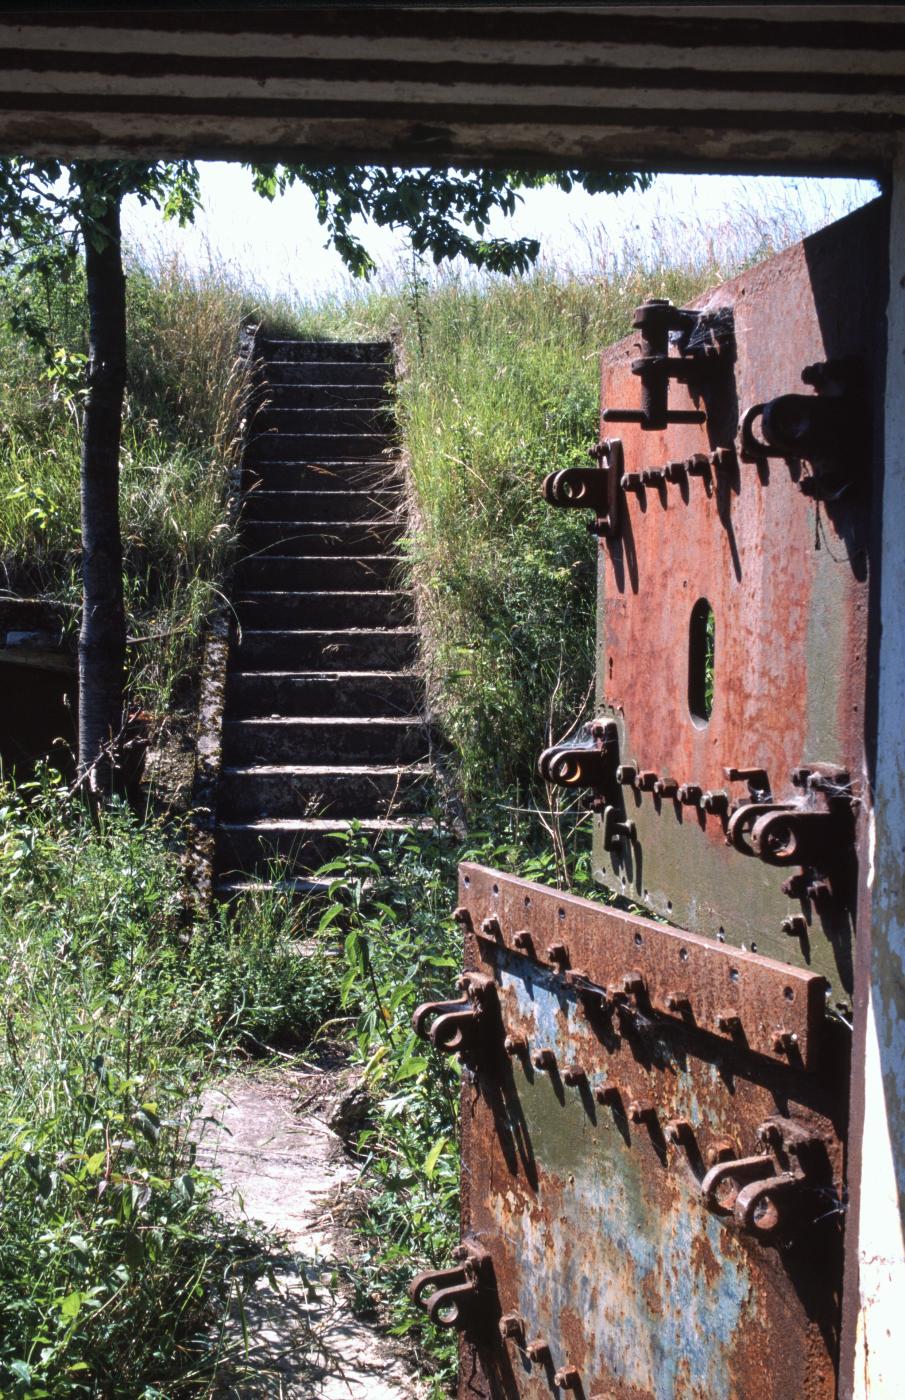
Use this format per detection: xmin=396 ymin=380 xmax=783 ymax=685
xmin=589 ymin=200 xmax=887 ymax=1000
xmin=449 ymin=863 xmax=844 ymax=1400
xmin=463 ymin=862 xmax=826 ymax=1069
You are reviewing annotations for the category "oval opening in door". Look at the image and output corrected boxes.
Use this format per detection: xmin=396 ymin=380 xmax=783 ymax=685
xmin=688 ymin=598 xmax=715 ymax=727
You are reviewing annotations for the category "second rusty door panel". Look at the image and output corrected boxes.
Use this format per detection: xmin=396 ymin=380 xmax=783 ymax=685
xmin=409 ymin=204 xmax=881 ymax=1400
xmin=441 ymin=866 xmax=845 ymax=1400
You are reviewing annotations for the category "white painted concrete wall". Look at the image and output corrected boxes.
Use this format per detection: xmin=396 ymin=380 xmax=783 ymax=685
xmin=851 ymin=143 xmax=905 ymax=1399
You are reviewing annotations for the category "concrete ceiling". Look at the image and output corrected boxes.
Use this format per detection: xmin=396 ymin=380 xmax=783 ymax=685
xmin=0 ymin=6 xmax=902 ymax=174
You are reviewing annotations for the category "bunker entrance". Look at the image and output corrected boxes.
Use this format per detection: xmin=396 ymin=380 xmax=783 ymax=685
xmin=413 ymin=197 xmax=886 ymax=1399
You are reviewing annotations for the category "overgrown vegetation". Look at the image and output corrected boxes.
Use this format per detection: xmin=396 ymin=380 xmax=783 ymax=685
xmin=0 ymin=251 xmax=295 ymax=719
xmin=0 ymin=190 xmax=865 ymax=1394
xmin=0 ymin=768 xmax=337 ymax=1396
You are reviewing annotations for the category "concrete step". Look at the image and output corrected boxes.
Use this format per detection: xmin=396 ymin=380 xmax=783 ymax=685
xmin=261 ymin=340 xmax=391 ymax=363
xmin=225 ymin=669 xmax=423 ymax=719
xmin=233 ymin=590 xmax=413 ymax=630
xmin=241 ymin=489 xmax=400 ymax=523
xmin=218 ymin=763 xmax=433 ymax=821
xmin=255 ymin=406 xmax=395 ymax=435
xmin=222 ymin=716 xmax=429 ymax=766
xmin=245 ymin=459 xmax=399 ymax=492
xmin=241 ymin=519 xmax=403 ymax=556
xmin=215 ymin=817 xmax=431 ymax=878
xmin=234 ymin=554 xmax=404 ymax=592
xmin=231 ymin=628 xmax=418 ymax=671
xmin=263 ymin=382 xmax=390 ymax=408
xmin=263 ymin=361 xmax=392 ymax=387
xmin=246 ymin=432 xmax=395 ymax=461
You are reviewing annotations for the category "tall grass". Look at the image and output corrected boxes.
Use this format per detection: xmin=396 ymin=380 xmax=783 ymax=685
xmin=391 ymin=263 xmax=711 ymax=805
xmin=0 ymin=248 xmax=310 ymax=716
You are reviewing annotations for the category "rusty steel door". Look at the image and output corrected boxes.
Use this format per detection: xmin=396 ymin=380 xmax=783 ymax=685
xmin=412 ymin=199 xmax=886 ymax=1399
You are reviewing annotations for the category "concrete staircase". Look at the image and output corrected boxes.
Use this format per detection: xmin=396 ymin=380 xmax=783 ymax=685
xmin=213 ymin=338 xmax=431 ymax=897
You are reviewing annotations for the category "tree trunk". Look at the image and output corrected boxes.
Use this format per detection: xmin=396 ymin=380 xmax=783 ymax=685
xmin=77 ymin=190 xmax=127 ymax=793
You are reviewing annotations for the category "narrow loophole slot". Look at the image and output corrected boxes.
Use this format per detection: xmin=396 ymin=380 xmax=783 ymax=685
xmin=688 ymin=598 xmax=715 ymax=727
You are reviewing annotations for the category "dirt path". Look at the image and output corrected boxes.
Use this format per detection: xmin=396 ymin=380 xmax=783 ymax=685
xmin=195 ymin=1067 xmax=424 ymax=1398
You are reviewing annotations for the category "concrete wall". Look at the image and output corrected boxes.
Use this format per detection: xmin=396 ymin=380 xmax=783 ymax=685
xmin=847 ymin=142 xmax=905 ymax=1398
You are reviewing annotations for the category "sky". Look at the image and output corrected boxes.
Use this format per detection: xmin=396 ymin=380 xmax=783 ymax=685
xmin=121 ymin=162 xmax=880 ymax=301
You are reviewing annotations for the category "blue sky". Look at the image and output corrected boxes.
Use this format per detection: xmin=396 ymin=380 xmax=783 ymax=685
xmin=122 ymin=162 xmax=880 ymax=298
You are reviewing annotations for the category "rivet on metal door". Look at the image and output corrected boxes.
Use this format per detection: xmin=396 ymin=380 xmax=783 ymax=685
xmin=412 ymin=197 xmax=887 ymax=1399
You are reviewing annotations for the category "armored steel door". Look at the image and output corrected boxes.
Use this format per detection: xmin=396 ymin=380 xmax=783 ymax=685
xmin=412 ymin=199 xmax=886 ymax=1399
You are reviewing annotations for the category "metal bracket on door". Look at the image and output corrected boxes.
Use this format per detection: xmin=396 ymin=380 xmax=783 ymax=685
xmin=537 ymin=718 xmax=619 ymax=794
xmin=412 ymin=970 xmax=500 ymax=1066
xmin=601 ymin=299 xmax=732 ymax=431
xmin=542 ymin=437 xmax=622 ymax=537
xmin=739 ymin=357 xmax=867 ymax=498
xmin=701 ymin=1114 xmax=832 ymax=1237
xmin=409 ymin=1238 xmax=495 ymax=1332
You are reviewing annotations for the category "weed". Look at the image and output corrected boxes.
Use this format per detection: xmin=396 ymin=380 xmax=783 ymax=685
xmin=0 ymin=769 xmax=337 ymax=1396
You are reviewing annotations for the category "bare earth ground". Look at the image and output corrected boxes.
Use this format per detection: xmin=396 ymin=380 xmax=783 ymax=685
xmin=194 ymin=1065 xmax=425 ymax=1399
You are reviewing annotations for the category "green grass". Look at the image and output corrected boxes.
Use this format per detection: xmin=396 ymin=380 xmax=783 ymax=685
xmin=0 ymin=249 xmax=313 ymax=718
xmin=392 ymin=262 xmax=716 ymax=806
xmin=0 ymin=192 xmax=854 ymax=1395
xmin=0 ymin=769 xmax=339 ymax=1397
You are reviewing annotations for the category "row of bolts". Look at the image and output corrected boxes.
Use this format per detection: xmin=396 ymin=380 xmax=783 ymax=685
xmin=477 ymin=914 xmax=800 ymax=1057
xmin=501 ymin=1021 xmax=766 ymax=1133
xmin=595 ymin=756 xmax=829 ymax=940
xmin=618 ymin=446 xmax=737 ymax=494
xmin=498 ymin=1317 xmax=579 ymax=1387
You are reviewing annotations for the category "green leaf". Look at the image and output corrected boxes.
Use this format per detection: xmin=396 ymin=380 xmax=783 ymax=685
xmin=59 ymin=1290 xmax=84 ymax=1319
xmin=422 ymin=1136 xmax=447 ymax=1179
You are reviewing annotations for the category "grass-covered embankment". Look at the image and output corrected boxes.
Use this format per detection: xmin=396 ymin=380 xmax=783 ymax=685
xmin=0 ymin=251 xmax=302 ymax=719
